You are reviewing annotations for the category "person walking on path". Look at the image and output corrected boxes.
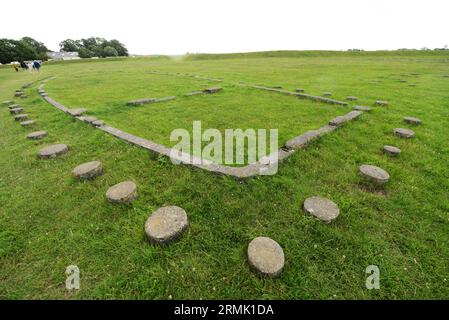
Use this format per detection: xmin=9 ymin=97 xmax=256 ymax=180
xmin=20 ymin=61 xmax=28 ymax=71
xmin=33 ymin=60 xmax=41 ymax=72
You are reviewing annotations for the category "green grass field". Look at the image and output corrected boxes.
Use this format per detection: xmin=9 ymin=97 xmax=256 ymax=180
xmin=0 ymin=51 xmax=448 ymax=299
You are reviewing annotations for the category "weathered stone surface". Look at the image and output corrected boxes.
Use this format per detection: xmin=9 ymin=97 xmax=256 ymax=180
xmin=247 ymin=237 xmax=285 ymax=278
xmin=203 ymin=87 xmax=222 ymax=94
xmin=10 ymin=107 xmax=23 ymax=114
xmin=359 ymin=164 xmax=390 ymax=185
xmin=144 ymin=206 xmax=189 ymax=244
xmin=72 ymin=161 xmax=103 ymax=179
xmin=83 ymin=116 xmax=98 ymax=124
xmin=2 ymin=100 xmax=13 ymax=106
xmin=404 ymin=116 xmax=422 ymax=125
xmin=186 ymin=91 xmax=204 ymax=96
xmin=295 ymin=88 xmax=305 ymax=93
xmin=127 ymin=98 xmax=156 ymax=106
xmin=20 ymin=120 xmax=35 ymax=127
xmin=14 ymin=91 xmax=24 ymax=97
xmin=285 ymin=130 xmax=321 ymax=149
xmin=154 ymin=96 xmax=176 ymax=103
xmin=14 ymin=114 xmax=28 ymax=121
xmin=8 ymin=104 xmax=20 ymax=109
xmin=329 ymin=110 xmax=362 ymax=126
xmin=394 ymin=128 xmax=415 ymax=138
xmin=68 ymin=108 xmax=87 ymax=116
xmin=323 ymin=92 xmax=332 ymax=97
xmin=353 ymin=105 xmax=371 ymax=112
xmin=91 ymin=120 xmax=105 ymax=127
xmin=106 ymin=181 xmax=138 ymax=204
xmin=26 ymin=131 xmax=47 ymax=140
xmin=38 ymin=144 xmax=69 ymax=159
xmin=329 ymin=115 xmax=347 ymax=126
xmin=303 ymin=196 xmax=340 ymax=222
xmin=383 ymin=145 xmax=401 ymax=156
xmin=376 ymin=100 xmax=389 ymax=106
xmin=347 ymin=96 xmax=358 ymax=101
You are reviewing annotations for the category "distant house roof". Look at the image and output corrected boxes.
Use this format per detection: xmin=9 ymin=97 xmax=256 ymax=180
xmin=47 ymin=51 xmax=79 ymax=59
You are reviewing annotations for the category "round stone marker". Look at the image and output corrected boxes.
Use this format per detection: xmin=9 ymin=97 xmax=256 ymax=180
xmin=359 ymin=165 xmax=390 ymax=185
xmin=383 ymin=145 xmax=401 ymax=156
xmin=38 ymin=144 xmax=69 ymax=159
xmin=20 ymin=120 xmax=35 ymax=127
xmin=247 ymin=237 xmax=285 ymax=278
xmin=303 ymin=196 xmax=340 ymax=223
xmin=404 ymin=116 xmax=422 ymax=125
xmin=106 ymin=181 xmax=137 ymax=204
xmin=26 ymin=131 xmax=47 ymax=140
xmin=353 ymin=105 xmax=371 ymax=112
xmin=394 ymin=128 xmax=415 ymax=138
xmin=72 ymin=161 xmax=103 ymax=179
xmin=14 ymin=114 xmax=28 ymax=121
xmin=144 ymin=206 xmax=189 ymax=244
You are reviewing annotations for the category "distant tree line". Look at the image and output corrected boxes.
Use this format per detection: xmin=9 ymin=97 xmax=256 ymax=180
xmin=59 ymin=37 xmax=128 ymax=58
xmin=0 ymin=36 xmax=129 ymax=64
xmin=0 ymin=37 xmax=48 ymax=64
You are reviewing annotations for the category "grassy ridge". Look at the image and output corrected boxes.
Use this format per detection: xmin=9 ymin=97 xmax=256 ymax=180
xmin=185 ymin=49 xmax=449 ymax=60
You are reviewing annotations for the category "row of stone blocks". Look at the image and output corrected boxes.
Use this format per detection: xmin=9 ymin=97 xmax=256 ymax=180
xmin=127 ymin=87 xmax=223 ymax=106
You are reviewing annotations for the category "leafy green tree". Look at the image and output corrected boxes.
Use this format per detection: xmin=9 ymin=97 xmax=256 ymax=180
xmin=57 ymin=36 xmax=129 ymax=58
xmin=103 ymin=46 xmax=118 ymax=57
xmin=103 ymin=39 xmax=128 ymax=56
xmin=59 ymin=39 xmax=80 ymax=52
xmin=20 ymin=37 xmax=49 ymax=61
xmin=0 ymin=38 xmax=38 ymax=64
xmin=78 ymin=47 xmax=94 ymax=58
xmin=21 ymin=37 xmax=48 ymax=53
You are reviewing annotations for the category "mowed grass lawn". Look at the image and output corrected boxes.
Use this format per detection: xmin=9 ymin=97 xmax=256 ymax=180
xmin=0 ymin=52 xmax=448 ymax=299
xmin=43 ymin=62 xmax=351 ymax=163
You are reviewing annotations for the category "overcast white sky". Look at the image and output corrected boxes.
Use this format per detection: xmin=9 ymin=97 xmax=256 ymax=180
xmin=1 ymin=0 xmax=448 ymax=55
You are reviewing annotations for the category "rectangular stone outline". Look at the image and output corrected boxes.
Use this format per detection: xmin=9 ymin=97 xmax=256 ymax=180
xmin=38 ymin=80 xmax=363 ymax=178
xmin=147 ymin=70 xmax=349 ymax=106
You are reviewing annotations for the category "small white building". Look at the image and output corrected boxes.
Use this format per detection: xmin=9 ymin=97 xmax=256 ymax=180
xmin=47 ymin=51 xmax=80 ymax=61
